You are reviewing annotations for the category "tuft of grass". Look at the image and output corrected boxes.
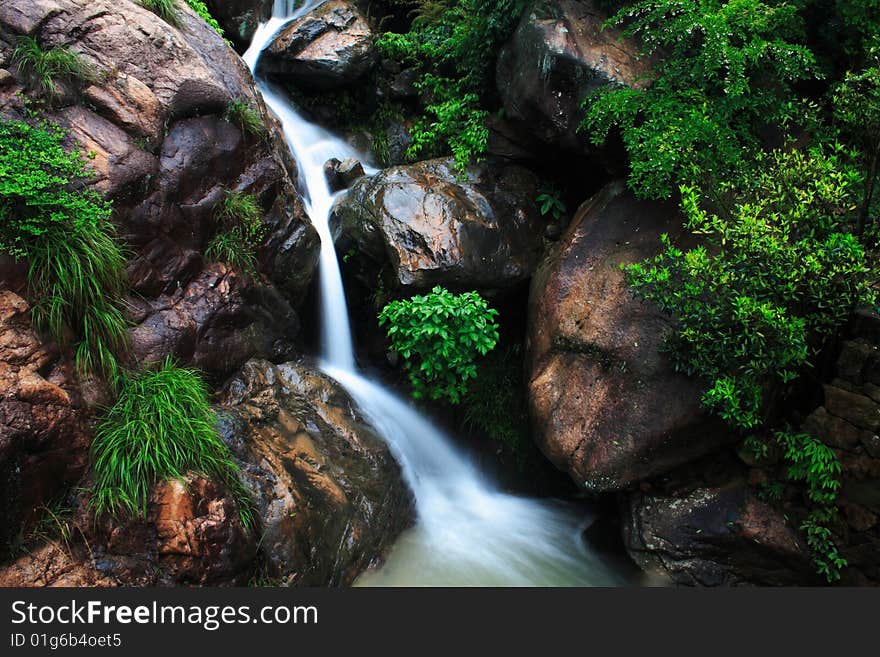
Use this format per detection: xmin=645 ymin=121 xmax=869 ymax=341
xmin=138 ymin=0 xmax=182 ymax=27
xmin=224 ymin=98 xmax=267 ymax=139
xmin=11 ymin=37 xmax=95 ymax=101
xmin=206 ymin=190 xmax=265 ymax=273
xmin=90 ymin=357 xmax=254 ymax=529
xmin=29 ymin=227 xmax=129 ymax=382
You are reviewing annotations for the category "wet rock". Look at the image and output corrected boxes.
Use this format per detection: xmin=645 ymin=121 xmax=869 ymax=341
xmin=258 ymin=0 xmax=376 ymax=88
xmin=204 ymin=0 xmax=273 ymax=51
xmin=526 ymin=182 xmax=731 ymax=491
xmin=1 ymin=0 xmax=320 ymax=378
xmin=0 ymin=543 xmax=115 ymax=587
xmin=496 ymin=0 xmax=651 ymax=156
xmin=218 ymin=359 xmax=414 ymax=585
xmin=331 ymin=157 xmax=545 ymax=292
xmin=623 ymin=479 xmax=815 ymax=586
xmin=0 ymin=291 xmax=93 ymax=560
xmin=324 ymin=156 xmax=366 ymax=192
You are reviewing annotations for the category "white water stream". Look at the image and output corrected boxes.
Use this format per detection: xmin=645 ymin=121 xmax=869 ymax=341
xmin=244 ymin=1 xmax=627 ymax=586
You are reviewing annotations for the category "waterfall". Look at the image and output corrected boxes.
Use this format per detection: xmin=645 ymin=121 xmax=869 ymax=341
xmin=242 ymin=1 xmax=626 ymax=586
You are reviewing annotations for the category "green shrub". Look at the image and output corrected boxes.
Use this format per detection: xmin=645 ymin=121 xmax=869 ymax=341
xmin=536 ymin=185 xmax=566 ymax=221
xmin=184 ymin=0 xmax=226 ymax=38
xmin=379 ymin=286 xmax=499 ymax=403
xmin=377 ymin=0 xmax=528 ymax=170
xmin=0 ymin=120 xmax=128 ymax=380
xmin=11 ymin=36 xmax=95 ymax=101
xmin=224 ymin=98 xmax=267 ymax=139
xmin=627 ymin=145 xmax=874 ymax=431
xmin=91 ymin=357 xmax=253 ymax=528
xmin=582 ymin=0 xmax=817 ymax=200
xmin=206 ymin=191 xmax=265 ymax=273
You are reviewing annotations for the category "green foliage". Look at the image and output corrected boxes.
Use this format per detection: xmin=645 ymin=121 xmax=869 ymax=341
xmin=536 ymin=185 xmax=567 ymax=221
xmin=224 ymin=98 xmax=267 ymax=139
xmin=11 ymin=36 xmax=95 ymax=101
xmin=184 ymin=0 xmax=226 ymax=38
xmin=777 ymin=429 xmax=846 ymax=580
xmin=832 ymin=41 xmax=880 ymax=235
xmin=206 ymin=191 xmax=265 ymax=273
xmin=0 ymin=120 xmax=129 ymax=380
xmin=582 ymin=0 xmax=817 ymax=199
xmin=379 ymin=286 xmax=499 ymax=403
xmin=139 ymin=0 xmax=182 ymax=27
xmin=377 ymin=0 xmax=528 ymax=169
xmin=462 ymin=345 xmax=532 ymax=469
xmin=627 ymin=145 xmax=874 ymax=430
xmin=91 ymin=357 xmax=253 ymax=528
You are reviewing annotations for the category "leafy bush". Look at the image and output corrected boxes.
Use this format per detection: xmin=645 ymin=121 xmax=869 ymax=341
xmin=626 ymin=145 xmax=874 ymax=431
xmin=582 ymin=0 xmax=817 ymax=200
xmin=224 ymin=98 xmax=267 ymax=139
xmin=11 ymin=36 xmax=95 ymax=101
xmin=0 ymin=120 xmax=128 ymax=380
xmin=377 ymin=0 xmax=528 ymax=170
xmin=91 ymin=357 xmax=253 ymax=528
xmin=536 ymin=185 xmax=567 ymax=221
xmin=184 ymin=0 xmax=226 ymax=38
xmin=206 ymin=191 xmax=265 ymax=273
xmin=379 ymin=286 xmax=499 ymax=403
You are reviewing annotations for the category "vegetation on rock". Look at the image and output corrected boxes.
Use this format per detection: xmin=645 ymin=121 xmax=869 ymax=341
xmin=206 ymin=190 xmax=265 ymax=273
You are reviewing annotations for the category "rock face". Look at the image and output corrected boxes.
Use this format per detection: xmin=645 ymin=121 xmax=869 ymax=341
xmin=331 ymin=157 xmax=545 ymax=292
xmin=219 ymin=359 xmax=414 ymax=585
xmin=526 ymin=182 xmax=731 ymax=491
xmin=496 ymin=0 xmax=650 ymax=155
xmin=623 ymin=478 xmax=814 ymax=586
xmin=204 ymin=0 xmax=273 ymax=50
xmin=0 ymin=0 xmax=320 ymax=379
xmin=0 ymin=292 xmax=93 ymax=560
xmin=324 ymin=156 xmax=366 ymax=192
xmin=258 ymin=0 xmax=376 ymax=88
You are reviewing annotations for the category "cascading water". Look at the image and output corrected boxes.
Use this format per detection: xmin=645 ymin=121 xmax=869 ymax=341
xmin=244 ymin=1 xmax=627 ymax=586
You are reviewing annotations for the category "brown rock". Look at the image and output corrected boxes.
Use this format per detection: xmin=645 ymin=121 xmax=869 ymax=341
xmin=623 ymin=479 xmax=815 ymax=585
xmin=331 ymin=157 xmax=545 ymax=292
xmin=526 ymin=182 xmax=731 ymax=491
xmin=218 ymin=359 xmax=414 ymax=585
xmin=824 ymin=384 xmax=880 ymax=432
xmin=0 ymin=543 xmax=115 ymax=587
xmin=258 ymin=1 xmax=376 ymax=88
xmin=496 ymin=0 xmax=651 ymax=156
xmin=0 ymin=291 xmax=93 ymax=559
xmin=204 ymin=0 xmax=273 ymax=50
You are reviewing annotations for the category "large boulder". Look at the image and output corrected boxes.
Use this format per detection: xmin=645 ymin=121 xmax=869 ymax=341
xmin=0 ymin=0 xmax=320 ymax=379
xmin=623 ymin=478 xmax=815 ymax=586
xmin=0 ymin=291 xmax=93 ymax=561
xmin=204 ymin=0 xmax=273 ymax=51
xmin=330 ymin=157 xmax=545 ymax=292
xmin=218 ymin=359 xmax=414 ymax=585
xmin=496 ymin=0 xmax=650 ymax=156
xmin=257 ymin=0 xmax=376 ymax=89
xmin=526 ymin=182 xmax=731 ymax=491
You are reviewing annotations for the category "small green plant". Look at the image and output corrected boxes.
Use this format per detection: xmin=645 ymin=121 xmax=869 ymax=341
xmin=206 ymin=191 xmax=265 ymax=273
xmin=536 ymin=185 xmax=566 ymax=222
xmin=138 ymin=0 xmax=182 ymax=26
xmin=0 ymin=120 xmax=129 ymax=380
xmin=224 ymin=98 xmax=267 ymax=139
xmin=11 ymin=37 xmax=95 ymax=101
xmin=91 ymin=357 xmax=253 ymax=528
xmin=379 ymin=286 xmax=499 ymax=403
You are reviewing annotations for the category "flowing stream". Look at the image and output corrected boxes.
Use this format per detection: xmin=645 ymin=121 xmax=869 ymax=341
xmin=243 ymin=1 xmax=627 ymax=586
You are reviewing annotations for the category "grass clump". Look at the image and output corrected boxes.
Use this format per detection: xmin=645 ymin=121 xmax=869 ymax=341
xmin=91 ymin=357 xmax=254 ymax=529
xmin=224 ymin=98 xmax=267 ymax=139
xmin=138 ymin=0 xmax=182 ymax=27
xmin=0 ymin=119 xmax=129 ymax=380
xmin=206 ymin=190 xmax=265 ymax=273
xmin=11 ymin=37 xmax=95 ymax=101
